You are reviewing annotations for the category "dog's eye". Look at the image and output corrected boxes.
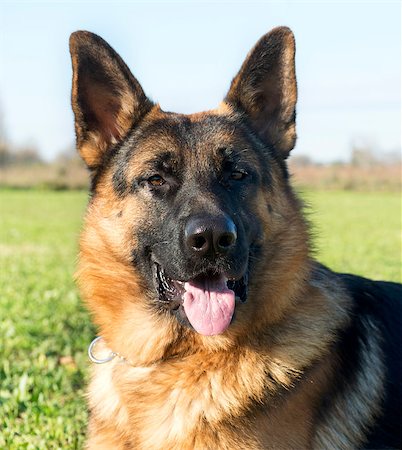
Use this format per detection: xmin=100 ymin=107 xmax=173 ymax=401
xmin=148 ymin=175 xmax=165 ymax=187
xmin=230 ymin=170 xmax=248 ymax=181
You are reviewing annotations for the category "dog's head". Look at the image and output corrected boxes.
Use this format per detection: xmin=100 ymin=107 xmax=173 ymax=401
xmin=70 ymin=28 xmax=309 ymax=345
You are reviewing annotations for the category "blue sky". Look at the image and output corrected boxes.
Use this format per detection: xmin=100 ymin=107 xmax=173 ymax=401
xmin=0 ymin=1 xmax=400 ymax=162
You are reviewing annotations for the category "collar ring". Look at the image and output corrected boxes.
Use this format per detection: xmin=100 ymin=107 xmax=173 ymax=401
xmin=88 ymin=336 xmax=116 ymax=364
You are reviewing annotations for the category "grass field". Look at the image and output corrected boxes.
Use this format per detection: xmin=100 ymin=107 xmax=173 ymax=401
xmin=0 ymin=189 xmax=401 ymax=449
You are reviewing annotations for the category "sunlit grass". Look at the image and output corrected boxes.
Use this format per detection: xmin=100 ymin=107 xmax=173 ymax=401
xmin=304 ymin=190 xmax=401 ymax=282
xmin=0 ymin=190 xmax=92 ymax=449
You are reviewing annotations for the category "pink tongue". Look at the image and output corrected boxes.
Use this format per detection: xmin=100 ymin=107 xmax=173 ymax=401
xmin=183 ymin=276 xmax=235 ymax=336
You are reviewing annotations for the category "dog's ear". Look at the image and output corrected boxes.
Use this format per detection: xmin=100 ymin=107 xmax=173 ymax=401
xmin=69 ymin=31 xmax=153 ymax=168
xmin=225 ymin=27 xmax=297 ymax=158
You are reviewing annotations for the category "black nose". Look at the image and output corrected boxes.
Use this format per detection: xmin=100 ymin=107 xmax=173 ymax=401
xmin=184 ymin=215 xmax=237 ymax=257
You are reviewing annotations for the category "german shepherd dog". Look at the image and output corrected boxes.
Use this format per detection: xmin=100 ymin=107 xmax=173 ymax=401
xmin=69 ymin=27 xmax=401 ymax=449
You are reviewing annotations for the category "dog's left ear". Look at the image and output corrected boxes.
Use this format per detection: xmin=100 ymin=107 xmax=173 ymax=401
xmin=225 ymin=27 xmax=297 ymax=158
xmin=69 ymin=31 xmax=153 ymax=168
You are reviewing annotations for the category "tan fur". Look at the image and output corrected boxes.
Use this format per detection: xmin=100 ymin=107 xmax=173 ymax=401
xmin=79 ymin=190 xmax=352 ymax=448
xmin=76 ymin=104 xmax=356 ymax=448
xmin=83 ymin=284 xmax=349 ymax=449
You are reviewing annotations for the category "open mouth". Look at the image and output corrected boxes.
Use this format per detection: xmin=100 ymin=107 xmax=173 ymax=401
xmin=153 ymin=263 xmax=248 ymax=336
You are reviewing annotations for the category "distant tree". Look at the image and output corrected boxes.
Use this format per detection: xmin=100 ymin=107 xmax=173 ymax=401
xmin=0 ymin=142 xmax=13 ymax=167
xmin=0 ymin=99 xmax=6 ymax=147
xmin=0 ymin=100 xmax=43 ymax=167
xmin=381 ymin=150 xmax=402 ymax=165
xmin=13 ymin=145 xmax=43 ymax=166
xmin=55 ymin=145 xmax=82 ymax=165
xmin=0 ymin=100 xmax=12 ymax=167
xmin=291 ymin=154 xmax=314 ymax=167
xmin=350 ymin=137 xmax=378 ymax=167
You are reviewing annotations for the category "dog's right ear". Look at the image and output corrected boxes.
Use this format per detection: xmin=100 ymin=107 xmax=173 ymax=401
xmin=225 ymin=27 xmax=297 ymax=158
xmin=69 ymin=31 xmax=153 ymax=169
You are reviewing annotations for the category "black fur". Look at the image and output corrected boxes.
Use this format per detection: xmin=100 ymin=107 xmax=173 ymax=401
xmin=340 ymin=274 xmax=402 ymax=449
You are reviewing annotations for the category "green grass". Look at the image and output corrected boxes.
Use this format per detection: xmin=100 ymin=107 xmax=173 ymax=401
xmin=0 ymin=190 xmax=93 ymax=449
xmin=302 ymin=190 xmax=401 ymax=282
xmin=0 ymin=189 xmax=400 ymax=448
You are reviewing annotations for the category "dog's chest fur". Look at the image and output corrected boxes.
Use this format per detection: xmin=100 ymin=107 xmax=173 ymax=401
xmin=87 ymin=341 xmax=333 ymax=450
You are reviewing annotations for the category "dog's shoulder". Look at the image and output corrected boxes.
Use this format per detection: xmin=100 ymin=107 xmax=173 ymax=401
xmin=339 ymin=273 xmax=402 ymax=449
